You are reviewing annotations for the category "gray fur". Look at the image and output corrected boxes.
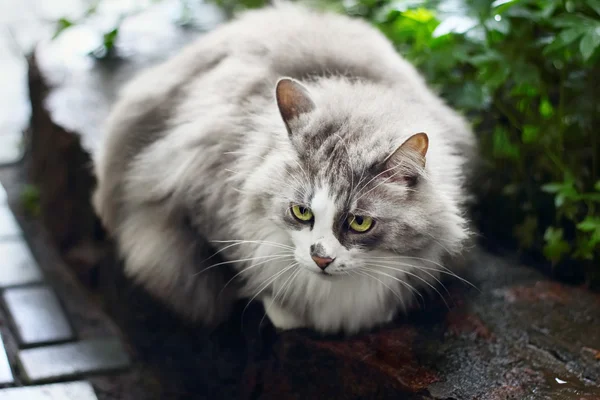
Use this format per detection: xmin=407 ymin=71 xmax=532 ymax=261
xmin=93 ymin=3 xmax=476 ymax=334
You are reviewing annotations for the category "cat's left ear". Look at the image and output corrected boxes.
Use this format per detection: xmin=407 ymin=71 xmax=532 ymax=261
xmin=276 ymin=78 xmax=316 ymax=135
xmin=383 ymin=132 xmax=429 ymax=185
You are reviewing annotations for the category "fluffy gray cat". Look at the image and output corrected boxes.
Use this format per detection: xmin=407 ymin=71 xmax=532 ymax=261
xmin=92 ymin=3 xmax=476 ymax=334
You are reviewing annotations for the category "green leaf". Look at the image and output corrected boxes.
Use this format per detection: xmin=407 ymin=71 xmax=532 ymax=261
xmin=511 ymin=83 xmax=539 ymax=97
xmin=541 ymin=182 xmax=564 ymax=193
xmin=588 ymin=0 xmax=600 ymax=16
xmin=581 ymin=193 xmax=600 ymax=202
xmin=559 ymin=27 xmax=586 ymax=46
xmin=542 ymin=26 xmax=588 ymax=55
xmin=591 ymin=230 xmax=600 ymax=247
xmin=492 ymin=127 xmax=520 ymax=159
xmin=539 ymin=1 xmax=558 ymax=19
xmin=543 ymin=227 xmax=571 ymax=264
xmin=521 ymin=125 xmax=539 ymax=143
xmin=552 ymin=15 xmax=597 ymax=28
xmin=469 ymin=50 xmax=503 ymax=66
xmin=539 ymin=98 xmax=554 ymax=118
xmin=555 ymin=193 xmax=566 ymax=207
xmin=103 ymin=28 xmax=119 ymax=51
xmin=573 ymin=236 xmax=596 ymax=260
xmin=595 ymin=181 xmax=600 ymax=191
xmin=53 ymin=18 xmax=74 ymax=39
xmin=577 ymin=217 xmax=600 ymax=232
xmin=491 ymin=0 xmax=514 ymax=7
xmin=20 ymin=184 xmax=41 ymax=217
xmin=580 ymin=29 xmax=600 ymax=61
xmin=402 ymin=8 xmax=436 ymax=23
xmin=455 ymin=82 xmax=490 ymax=110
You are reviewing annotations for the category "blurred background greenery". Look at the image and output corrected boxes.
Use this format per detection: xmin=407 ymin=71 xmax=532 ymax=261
xmin=55 ymin=0 xmax=600 ymax=287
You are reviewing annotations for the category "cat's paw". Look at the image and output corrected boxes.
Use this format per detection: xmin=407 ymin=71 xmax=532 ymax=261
xmin=262 ymin=296 xmax=305 ymax=330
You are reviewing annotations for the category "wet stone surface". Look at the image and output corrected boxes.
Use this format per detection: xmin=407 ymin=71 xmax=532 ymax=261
xmin=0 ymin=381 xmax=98 ymax=400
xmin=0 ymin=240 xmax=43 ymax=288
xmin=3 ymin=286 xmax=74 ymax=346
xmin=239 ymin=252 xmax=600 ymax=399
xmin=0 ymin=175 xmax=157 ymax=400
xmin=0 ymin=207 xmax=21 ymax=239
xmin=0 ymin=334 xmax=14 ymax=385
xmin=18 ymin=338 xmax=131 ymax=383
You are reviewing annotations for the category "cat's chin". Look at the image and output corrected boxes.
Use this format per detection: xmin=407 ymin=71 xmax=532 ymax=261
xmin=306 ymin=269 xmax=343 ymax=279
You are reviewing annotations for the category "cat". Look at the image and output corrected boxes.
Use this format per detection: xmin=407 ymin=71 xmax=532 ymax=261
xmin=92 ymin=2 xmax=476 ymax=335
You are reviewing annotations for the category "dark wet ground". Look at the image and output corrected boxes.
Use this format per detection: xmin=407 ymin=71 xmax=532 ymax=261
xmin=240 ymin=252 xmax=600 ymax=399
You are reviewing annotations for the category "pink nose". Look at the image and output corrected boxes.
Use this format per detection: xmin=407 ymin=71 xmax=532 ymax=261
xmin=311 ymin=256 xmax=334 ymax=270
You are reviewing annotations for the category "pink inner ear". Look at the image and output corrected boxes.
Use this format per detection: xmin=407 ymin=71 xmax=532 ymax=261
xmin=402 ymin=132 xmax=429 ymax=159
xmin=382 ymin=133 xmax=429 ymax=186
xmin=276 ymin=78 xmax=315 ymax=123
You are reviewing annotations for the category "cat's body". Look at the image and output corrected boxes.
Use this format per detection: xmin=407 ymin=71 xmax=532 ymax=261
xmin=93 ymin=3 xmax=476 ymax=334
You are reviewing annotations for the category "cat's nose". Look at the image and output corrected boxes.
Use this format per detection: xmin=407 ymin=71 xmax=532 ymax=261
xmin=311 ymin=256 xmax=334 ymax=270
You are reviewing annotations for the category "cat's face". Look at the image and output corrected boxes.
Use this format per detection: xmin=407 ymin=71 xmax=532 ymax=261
xmin=273 ymin=78 xmax=434 ymax=276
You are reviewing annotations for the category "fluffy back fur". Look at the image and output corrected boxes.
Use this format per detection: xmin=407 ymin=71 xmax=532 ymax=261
xmin=93 ymin=3 xmax=476 ymax=334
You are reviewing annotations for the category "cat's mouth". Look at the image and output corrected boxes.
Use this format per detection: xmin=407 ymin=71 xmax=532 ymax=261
xmin=307 ymin=268 xmax=338 ymax=279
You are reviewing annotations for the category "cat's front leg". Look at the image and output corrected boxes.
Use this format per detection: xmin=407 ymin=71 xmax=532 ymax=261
xmin=262 ymin=296 xmax=305 ymax=330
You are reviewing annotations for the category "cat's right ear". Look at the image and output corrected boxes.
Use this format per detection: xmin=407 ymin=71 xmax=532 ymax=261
xmin=382 ymin=132 xmax=429 ymax=186
xmin=276 ymin=78 xmax=316 ymax=135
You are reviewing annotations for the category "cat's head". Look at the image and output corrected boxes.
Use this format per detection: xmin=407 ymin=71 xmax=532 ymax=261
xmin=268 ymin=77 xmax=467 ymax=276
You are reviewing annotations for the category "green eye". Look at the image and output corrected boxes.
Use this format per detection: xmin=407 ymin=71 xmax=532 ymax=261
xmin=348 ymin=215 xmax=374 ymax=233
xmin=291 ymin=205 xmax=314 ymax=222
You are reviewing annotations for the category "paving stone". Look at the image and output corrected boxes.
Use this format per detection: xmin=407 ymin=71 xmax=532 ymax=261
xmin=18 ymin=338 xmax=130 ymax=383
xmin=0 ymin=240 xmax=43 ymax=288
xmin=3 ymin=286 xmax=74 ymax=346
xmin=0 ymin=207 xmax=20 ymax=238
xmin=0 ymin=381 xmax=98 ymax=399
xmin=0 ymin=334 xmax=14 ymax=385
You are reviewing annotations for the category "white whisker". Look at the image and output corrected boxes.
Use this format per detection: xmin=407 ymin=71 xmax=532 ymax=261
xmin=358 ymin=267 xmax=424 ymax=305
xmin=280 ymin=268 xmax=302 ymax=305
xmin=218 ymin=256 xmax=297 ymax=296
xmin=366 ymin=263 xmax=451 ymax=309
xmin=260 ymin=265 xmax=301 ymax=328
xmin=210 ymin=239 xmax=294 ymax=250
xmin=368 ymin=256 xmax=478 ymax=290
xmin=195 ymin=253 xmax=294 ymax=276
xmin=242 ymin=263 xmax=298 ymax=325
xmin=354 ymin=269 xmax=409 ymax=309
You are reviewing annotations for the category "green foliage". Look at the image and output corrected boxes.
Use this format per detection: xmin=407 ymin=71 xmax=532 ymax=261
xmin=53 ymin=18 xmax=75 ymax=39
xmin=20 ymin=184 xmax=41 ymax=217
xmin=362 ymin=0 xmax=600 ymax=278
xmin=219 ymin=0 xmax=600 ymax=281
xmin=52 ymin=0 xmax=161 ymax=59
xmin=52 ymin=0 xmax=120 ymax=59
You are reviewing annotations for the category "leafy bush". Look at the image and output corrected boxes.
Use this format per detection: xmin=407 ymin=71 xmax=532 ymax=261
xmin=373 ymin=0 xmax=600 ymax=286
xmin=214 ymin=0 xmax=600 ymax=286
